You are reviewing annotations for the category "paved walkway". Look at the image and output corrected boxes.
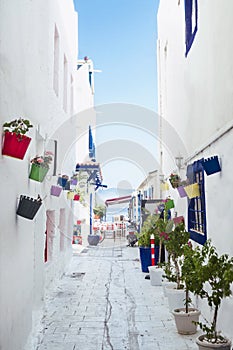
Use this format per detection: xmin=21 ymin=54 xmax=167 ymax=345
xmin=32 ymin=238 xmax=200 ymax=350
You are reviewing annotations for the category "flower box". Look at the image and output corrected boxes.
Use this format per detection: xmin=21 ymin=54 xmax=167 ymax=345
xmin=184 ymin=183 xmax=200 ymax=199
xmin=202 ymin=156 xmax=221 ymax=175
xmin=2 ymin=132 xmax=31 ymax=160
xmin=29 ymin=163 xmax=49 ymax=182
xmin=50 ymin=185 xmax=62 ymax=197
xmin=16 ymin=195 xmax=42 ymax=220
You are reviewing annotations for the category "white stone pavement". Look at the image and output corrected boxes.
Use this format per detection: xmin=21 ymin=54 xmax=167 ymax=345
xmin=31 ymin=237 xmax=201 ymax=350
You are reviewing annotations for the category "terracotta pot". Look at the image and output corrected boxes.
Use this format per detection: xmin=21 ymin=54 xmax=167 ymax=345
xmin=196 ymin=334 xmax=231 ymax=350
xmin=172 ymin=307 xmax=201 ymax=334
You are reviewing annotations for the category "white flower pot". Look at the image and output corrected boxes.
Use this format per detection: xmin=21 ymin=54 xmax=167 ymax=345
xmin=165 ymin=285 xmax=186 ymax=312
xmin=162 ymin=280 xmax=177 ymax=297
xmin=172 ymin=308 xmax=201 ymax=334
xmin=148 ymin=266 xmax=163 ymax=286
xmin=196 ymin=335 xmax=232 ymax=350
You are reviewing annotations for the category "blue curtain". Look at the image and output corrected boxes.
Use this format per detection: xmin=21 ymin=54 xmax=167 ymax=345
xmin=185 ymin=0 xmax=198 ymax=56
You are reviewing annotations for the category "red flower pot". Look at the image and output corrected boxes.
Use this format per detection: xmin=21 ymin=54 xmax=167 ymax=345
xmin=2 ymin=132 xmax=31 ymax=160
xmin=74 ymin=194 xmax=80 ymax=201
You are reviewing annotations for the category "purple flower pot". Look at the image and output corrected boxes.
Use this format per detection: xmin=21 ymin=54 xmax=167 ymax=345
xmin=71 ymin=178 xmax=78 ymax=185
xmin=177 ymin=186 xmax=187 ymax=198
xmin=50 ymin=185 xmax=62 ymax=197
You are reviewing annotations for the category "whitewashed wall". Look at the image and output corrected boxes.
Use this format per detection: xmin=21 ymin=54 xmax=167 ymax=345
xmin=0 ymin=1 xmax=89 ymax=349
xmin=157 ymin=0 xmax=233 ymax=341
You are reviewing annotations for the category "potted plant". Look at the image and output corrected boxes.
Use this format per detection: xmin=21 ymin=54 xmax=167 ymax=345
xmin=169 ymin=173 xmax=181 ymax=188
xmin=29 ymin=152 xmax=53 ymax=182
xmin=191 ymin=240 xmax=233 ymax=350
xmin=16 ymin=194 xmax=42 ymax=220
xmin=201 ymin=156 xmax=221 ymax=176
xmin=2 ymin=117 xmax=33 ymax=159
xmin=93 ymin=205 xmax=106 ymax=221
xmin=161 ymin=220 xmax=190 ymax=312
xmin=50 ymin=185 xmax=62 ymax=197
xmin=172 ymin=242 xmax=201 ymax=335
xmin=137 ymin=214 xmax=160 ymax=273
xmin=184 ymin=182 xmax=200 ymax=199
xmin=57 ymin=175 xmax=69 ymax=188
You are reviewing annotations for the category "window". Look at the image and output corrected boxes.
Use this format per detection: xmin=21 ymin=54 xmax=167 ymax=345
xmin=187 ymin=159 xmax=207 ymax=244
xmin=59 ymin=208 xmax=66 ymax=251
xmin=70 ymin=74 xmax=74 ymax=115
xmin=53 ymin=26 xmax=59 ymax=95
xmin=44 ymin=210 xmax=55 ymax=263
xmin=63 ymin=55 xmax=68 ymax=112
xmin=185 ymin=0 xmax=198 ymax=57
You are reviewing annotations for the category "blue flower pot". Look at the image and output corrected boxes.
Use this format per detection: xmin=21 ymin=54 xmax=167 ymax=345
xmin=202 ymin=156 xmax=221 ymax=175
xmin=139 ymin=246 xmax=160 ymax=273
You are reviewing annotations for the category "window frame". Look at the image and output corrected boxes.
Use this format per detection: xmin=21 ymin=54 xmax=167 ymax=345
xmin=187 ymin=159 xmax=207 ymax=245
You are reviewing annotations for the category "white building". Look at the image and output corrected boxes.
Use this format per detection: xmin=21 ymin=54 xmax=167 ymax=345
xmin=157 ymin=0 xmax=233 ymax=341
xmin=137 ymin=170 xmax=160 ymax=200
xmin=0 ymin=1 xmax=94 ymax=349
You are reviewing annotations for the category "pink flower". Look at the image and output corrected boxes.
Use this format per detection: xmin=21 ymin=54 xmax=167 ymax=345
xmin=37 ymin=158 xmax=44 ymax=163
xmin=45 ymin=151 xmax=54 ymax=156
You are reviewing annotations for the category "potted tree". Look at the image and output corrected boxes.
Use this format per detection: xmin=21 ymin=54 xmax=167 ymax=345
xmin=2 ymin=117 xmax=33 ymax=159
xmin=172 ymin=242 xmax=201 ymax=335
xmin=137 ymin=214 xmax=160 ymax=273
xmin=29 ymin=152 xmax=53 ymax=182
xmin=192 ymin=240 xmax=233 ymax=350
xmin=161 ymin=221 xmax=190 ymax=312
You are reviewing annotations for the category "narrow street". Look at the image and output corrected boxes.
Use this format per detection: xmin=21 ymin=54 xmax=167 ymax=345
xmin=31 ymin=238 xmax=200 ymax=350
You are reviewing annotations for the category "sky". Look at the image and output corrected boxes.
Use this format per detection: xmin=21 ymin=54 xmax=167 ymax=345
xmin=73 ymin=0 xmax=160 ymax=203
xmin=74 ymin=0 xmax=160 ymax=111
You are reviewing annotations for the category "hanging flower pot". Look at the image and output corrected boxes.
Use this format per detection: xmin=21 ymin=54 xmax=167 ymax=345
xmin=57 ymin=176 xmax=69 ymax=188
xmin=73 ymin=194 xmax=80 ymax=201
xmin=169 ymin=174 xmax=181 ymax=188
xmin=2 ymin=118 xmax=33 ymax=160
xmin=202 ymin=156 xmax=221 ymax=175
xmin=29 ymin=163 xmax=49 ymax=182
xmin=16 ymin=195 xmax=42 ymax=220
xmin=177 ymin=186 xmax=187 ymax=198
xmin=2 ymin=132 xmax=32 ymax=160
xmin=71 ymin=178 xmax=78 ymax=186
xmin=165 ymin=199 xmax=175 ymax=210
xmin=161 ymin=181 xmax=169 ymax=191
xmin=173 ymin=216 xmax=185 ymax=225
xmin=184 ymin=183 xmax=200 ymax=199
xmin=50 ymin=185 xmax=62 ymax=197
xmin=67 ymin=191 xmax=75 ymax=200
